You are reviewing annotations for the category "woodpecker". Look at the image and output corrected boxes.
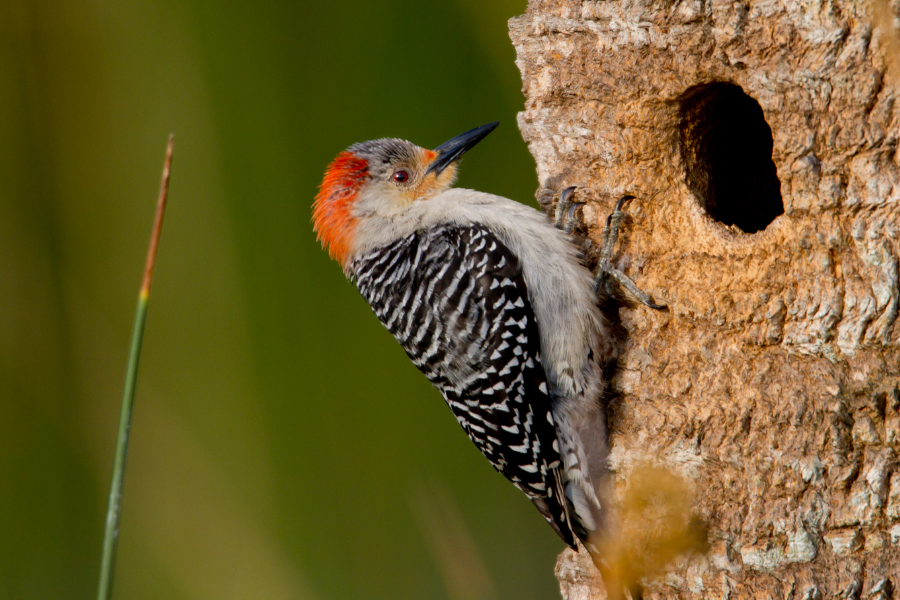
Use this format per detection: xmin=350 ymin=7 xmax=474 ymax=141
xmin=312 ymin=122 xmax=661 ymax=565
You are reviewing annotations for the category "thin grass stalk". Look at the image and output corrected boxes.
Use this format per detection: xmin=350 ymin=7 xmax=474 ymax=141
xmin=97 ymin=135 xmax=174 ymax=600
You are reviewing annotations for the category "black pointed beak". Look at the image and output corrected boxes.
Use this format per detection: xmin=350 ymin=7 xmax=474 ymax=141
xmin=425 ymin=121 xmax=499 ymax=176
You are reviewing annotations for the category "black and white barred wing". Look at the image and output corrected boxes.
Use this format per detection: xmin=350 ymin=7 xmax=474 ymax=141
xmin=353 ymin=224 xmax=578 ymax=547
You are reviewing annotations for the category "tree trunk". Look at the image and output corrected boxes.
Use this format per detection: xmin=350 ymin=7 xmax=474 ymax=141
xmin=509 ymin=0 xmax=900 ymax=598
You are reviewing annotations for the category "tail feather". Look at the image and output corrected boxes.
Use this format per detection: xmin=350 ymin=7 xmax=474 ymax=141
xmin=530 ymin=466 xmax=579 ymax=549
xmin=554 ymin=406 xmax=607 ymax=546
xmin=565 ymin=478 xmax=600 ymax=541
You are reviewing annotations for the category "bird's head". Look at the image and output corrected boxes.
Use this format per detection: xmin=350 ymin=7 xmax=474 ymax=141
xmin=313 ymin=122 xmax=499 ymax=266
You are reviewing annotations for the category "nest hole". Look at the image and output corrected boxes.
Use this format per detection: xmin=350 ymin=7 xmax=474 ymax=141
xmin=679 ymin=83 xmax=784 ymax=233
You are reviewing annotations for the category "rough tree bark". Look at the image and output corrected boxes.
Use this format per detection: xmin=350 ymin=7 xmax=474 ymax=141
xmin=509 ymin=0 xmax=900 ymax=598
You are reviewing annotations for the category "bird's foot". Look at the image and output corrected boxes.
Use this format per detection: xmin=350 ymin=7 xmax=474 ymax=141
xmin=554 ymin=186 xmax=586 ymax=235
xmin=594 ymin=196 xmax=666 ymax=310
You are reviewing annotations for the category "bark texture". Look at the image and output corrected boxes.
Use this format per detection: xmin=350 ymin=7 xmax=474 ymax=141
xmin=510 ymin=0 xmax=900 ymax=598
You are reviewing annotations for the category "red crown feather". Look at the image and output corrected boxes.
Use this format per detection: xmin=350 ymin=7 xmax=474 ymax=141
xmin=313 ymin=152 xmax=369 ymax=266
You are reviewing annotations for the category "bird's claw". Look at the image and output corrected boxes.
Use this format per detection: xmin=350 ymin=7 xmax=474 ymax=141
xmin=554 ymin=186 xmax=585 ymax=235
xmin=595 ymin=194 xmax=666 ymax=310
xmin=554 ymin=188 xmax=665 ymax=310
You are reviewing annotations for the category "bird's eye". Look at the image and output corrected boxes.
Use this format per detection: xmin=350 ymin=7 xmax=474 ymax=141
xmin=392 ymin=170 xmax=409 ymax=183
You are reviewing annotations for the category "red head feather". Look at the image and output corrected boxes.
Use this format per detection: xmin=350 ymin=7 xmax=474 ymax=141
xmin=313 ymin=152 xmax=369 ymax=266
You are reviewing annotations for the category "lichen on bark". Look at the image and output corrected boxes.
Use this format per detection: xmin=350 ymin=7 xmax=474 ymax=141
xmin=510 ymin=0 xmax=900 ymax=597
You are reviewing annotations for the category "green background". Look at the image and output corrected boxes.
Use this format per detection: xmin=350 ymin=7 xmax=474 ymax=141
xmin=0 ymin=1 xmax=568 ymax=599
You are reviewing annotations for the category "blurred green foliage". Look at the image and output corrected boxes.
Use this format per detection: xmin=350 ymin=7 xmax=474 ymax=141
xmin=0 ymin=1 xmax=565 ymax=599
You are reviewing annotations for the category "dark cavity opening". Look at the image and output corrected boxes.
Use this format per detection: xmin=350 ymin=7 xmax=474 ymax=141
xmin=679 ymin=82 xmax=784 ymax=233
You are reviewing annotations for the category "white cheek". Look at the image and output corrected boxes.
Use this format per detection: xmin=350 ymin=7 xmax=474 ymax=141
xmin=350 ymin=184 xmax=429 ymax=255
xmin=353 ymin=183 xmax=415 ymax=220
